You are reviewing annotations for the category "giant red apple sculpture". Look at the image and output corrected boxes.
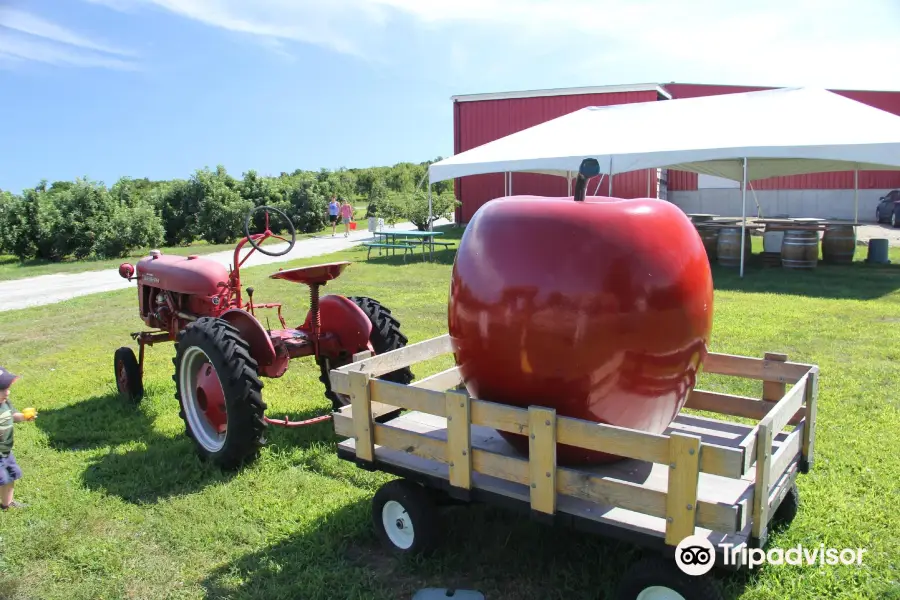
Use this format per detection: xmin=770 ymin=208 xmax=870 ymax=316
xmin=447 ymin=160 xmax=714 ymax=465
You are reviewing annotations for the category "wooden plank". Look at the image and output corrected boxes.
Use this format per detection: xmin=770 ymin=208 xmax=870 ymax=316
xmin=739 ymin=425 xmax=758 ymax=475
xmin=686 ymin=390 xmax=805 ymax=425
xmin=703 ymin=352 xmax=812 ymax=384
xmin=337 ymin=436 xmax=749 ymax=547
xmin=333 ymin=401 xmax=404 ymax=438
xmin=340 ymin=411 xmax=745 ymax=535
xmin=334 ymin=334 xmax=452 ymax=377
xmin=665 ymin=432 xmax=702 ymax=545
xmin=762 ymin=353 xmax=788 ymax=401
xmin=472 ymin=449 xmax=528 ymax=485
xmin=751 ymin=420 xmax=774 ymax=544
xmin=471 ymin=400 xmax=529 ymax=436
xmin=768 ymin=462 xmax=799 ymax=518
xmin=764 ymin=376 xmax=807 ymax=435
xmin=769 ymin=421 xmax=803 ymax=484
xmin=370 ymin=379 xmax=447 ymax=416
xmin=555 ymin=467 xmax=739 ymax=534
xmin=528 ymin=407 xmax=557 ymax=515
xmin=349 ymin=371 xmax=374 ymax=462
xmin=415 ymin=367 xmax=463 ymax=392
xmin=374 ymin=423 xmax=446 ymax=463
xmin=446 ymin=391 xmax=472 ymax=491
xmin=352 ymin=350 xmax=373 ymax=363
xmin=557 ymin=416 xmax=670 ymax=465
xmin=802 ymin=367 xmax=819 ymax=470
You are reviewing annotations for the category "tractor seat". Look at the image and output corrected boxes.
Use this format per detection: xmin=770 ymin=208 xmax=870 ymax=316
xmin=269 ymin=261 xmax=351 ymax=285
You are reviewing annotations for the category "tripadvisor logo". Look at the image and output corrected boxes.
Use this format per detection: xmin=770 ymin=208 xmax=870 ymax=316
xmin=675 ymin=535 xmax=867 ymax=575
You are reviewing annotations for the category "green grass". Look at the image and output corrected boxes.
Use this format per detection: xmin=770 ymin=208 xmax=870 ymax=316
xmin=0 ymin=205 xmax=373 ymax=282
xmin=0 ymin=225 xmax=898 ymax=600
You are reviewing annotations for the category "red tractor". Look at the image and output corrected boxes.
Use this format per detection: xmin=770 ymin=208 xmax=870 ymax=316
xmin=114 ymin=205 xmax=414 ymax=469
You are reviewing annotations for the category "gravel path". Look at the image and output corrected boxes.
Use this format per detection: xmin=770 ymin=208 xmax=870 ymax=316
xmin=0 ymin=219 xmax=451 ymax=313
xmin=853 ymin=223 xmax=900 ymax=246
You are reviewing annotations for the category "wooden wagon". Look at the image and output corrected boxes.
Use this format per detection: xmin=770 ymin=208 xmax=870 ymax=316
xmin=327 ymin=334 xmax=819 ymax=600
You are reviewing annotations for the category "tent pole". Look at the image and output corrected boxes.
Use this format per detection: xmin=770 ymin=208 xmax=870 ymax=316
xmin=427 ymin=183 xmax=433 ymax=231
xmin=593 ymin=174 xmax=604 ymax=195
xmin=740 ymin=158 xmax=748 ymax=278
xmin=567 ymin=171 xmax=572 ymax=196
xmin=647 ymin=169 xmax=651 ymax=197
xmin=608 ymin=163 xmax=613 ymax=196
xmin=509 ymin=172 xmax=513 ymax=195
xmin=854 ymin=166 xmax=859 ymax=224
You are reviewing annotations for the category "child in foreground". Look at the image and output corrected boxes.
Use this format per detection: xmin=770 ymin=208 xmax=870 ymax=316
xmin=0 ymin=367 xmax=36 ymax=511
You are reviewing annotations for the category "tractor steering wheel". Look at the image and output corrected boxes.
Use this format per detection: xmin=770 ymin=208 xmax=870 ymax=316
xmin=243 ymin=205 xmax=297 ymax=257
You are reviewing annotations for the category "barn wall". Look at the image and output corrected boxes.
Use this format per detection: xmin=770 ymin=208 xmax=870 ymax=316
xmin=669 ymin=188 xmax=894 ymax=221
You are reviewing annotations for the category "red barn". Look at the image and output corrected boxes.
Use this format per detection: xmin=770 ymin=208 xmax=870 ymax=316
xmin=451 ymin=82 xmax=900 ymax=223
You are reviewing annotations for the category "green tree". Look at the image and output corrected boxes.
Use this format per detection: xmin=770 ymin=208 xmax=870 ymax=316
xmin=192 ymin=166 xmax=254 ymax=244
xmin=403 ymin=189 xmax=460 ymax=231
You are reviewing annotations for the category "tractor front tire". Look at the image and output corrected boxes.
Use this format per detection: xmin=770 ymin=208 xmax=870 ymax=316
xmin=114 ymin=346 xmax=143 ymax=403
xmin=173 ymin=317 xmax=267 ymax=470
xmin=320 ymin=296 xmax=415 ymax=410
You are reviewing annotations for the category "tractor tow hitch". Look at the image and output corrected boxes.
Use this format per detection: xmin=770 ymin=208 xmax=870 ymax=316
xmin=263 ymin=413 xmax=333 ymax=427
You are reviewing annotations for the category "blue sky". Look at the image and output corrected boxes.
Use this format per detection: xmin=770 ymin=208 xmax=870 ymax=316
xmin=1 ymin=0 xmax=899 ymax=194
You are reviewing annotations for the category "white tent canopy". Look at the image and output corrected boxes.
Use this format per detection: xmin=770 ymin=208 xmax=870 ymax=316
xmin=428 ymin=87 xmax=900 ymax=183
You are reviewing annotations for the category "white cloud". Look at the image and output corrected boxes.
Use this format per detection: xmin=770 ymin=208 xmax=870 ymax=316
xmin=80 ymin=0 xmax=900 ymax=88
xmin=0 ymin=6 xmax=138 ymax=70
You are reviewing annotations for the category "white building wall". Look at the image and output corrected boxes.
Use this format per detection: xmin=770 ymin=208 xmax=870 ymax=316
xmin=668 ymin=188 xmax=895 ymax=222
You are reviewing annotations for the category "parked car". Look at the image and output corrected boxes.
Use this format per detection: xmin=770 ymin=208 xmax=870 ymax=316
xmin=875 ymin=190 xmax=900 ymax=227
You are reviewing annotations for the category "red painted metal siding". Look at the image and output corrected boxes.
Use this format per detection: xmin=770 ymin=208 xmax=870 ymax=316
xmin=454 ymin=91 xmax=662 ymax=222
xmin=663 ymin=83 xmax=900 ymax=192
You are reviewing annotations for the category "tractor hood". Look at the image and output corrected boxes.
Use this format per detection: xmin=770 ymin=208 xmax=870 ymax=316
xmin=136 ymin=252 xmax=230 ymax=296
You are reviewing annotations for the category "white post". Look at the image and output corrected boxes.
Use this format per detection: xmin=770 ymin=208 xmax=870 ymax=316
xmin=593 ymin=175 xmax=604 ymax=195
xmin=854 ymin=166 xmax=859 ymax=224
xmin=427 ymin=183 xmax=433 ymax=231
xmin=509 ymin=172 xmax=513 ymax=195
xmin=567 ymin=171 xmax=572 ymax=196
xmin=503 ymin=172 xmax=508 ymax=196
xmin=608 ymin=162 xmax=613 ymax=196
xmin=740 ymin=157 xmax=748 ymax=278
xmin=647 ymin=169 xmax=652 ymax=197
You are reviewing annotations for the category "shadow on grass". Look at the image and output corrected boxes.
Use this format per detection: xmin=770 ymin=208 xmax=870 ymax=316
xmin=200 ymin=489 xmax=754 ymax=600
xmin=34 ymin=391 xmax=238 ymax=504
xmin=34 ymin=391 xmax=158 ymax=452
xmin=710 ymin=256 xmax=900 ymax=301
xmin=36 ymin=391 xmax=340 ymax=504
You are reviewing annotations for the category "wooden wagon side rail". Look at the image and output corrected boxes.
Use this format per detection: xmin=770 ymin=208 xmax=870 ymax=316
xmin=333 ymin=383 xmax=742 ymax=542
xmin=330 ymin=335 xmax=819 ymax=547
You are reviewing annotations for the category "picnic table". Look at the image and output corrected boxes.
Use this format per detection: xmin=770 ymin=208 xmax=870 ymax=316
xmin=364 ymin=230 xmax=449 ymax=261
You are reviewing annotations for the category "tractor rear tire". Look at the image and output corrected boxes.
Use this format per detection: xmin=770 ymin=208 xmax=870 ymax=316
xmin=319 ymin=296 xmax=415 ymax=410
xmin=114 ymin=346 xmax=143 ymax=403
xmin=173 ymin=317 xmax=267 ymax=470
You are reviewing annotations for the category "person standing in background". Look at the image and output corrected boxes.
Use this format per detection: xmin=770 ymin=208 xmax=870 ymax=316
xmin=327 ymin=196 xmax=340 ymax=236
xmin=340 ymin=198 xmax=354 ymax=237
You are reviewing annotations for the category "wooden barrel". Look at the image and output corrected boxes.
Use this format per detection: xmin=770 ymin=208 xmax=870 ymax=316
xmin=697 ymin=226 xmax=719 ymax=262
xmin=781 ymin=229 xmax=819 ymax=269
xmin=821 ymin=225 xmax=856 ymax=264
xmin=717 ymin=227 xmax=752 ymax=268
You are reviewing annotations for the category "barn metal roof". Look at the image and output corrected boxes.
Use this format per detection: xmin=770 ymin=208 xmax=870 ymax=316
xmin=450 ymin=83 xmax=672 ymax=102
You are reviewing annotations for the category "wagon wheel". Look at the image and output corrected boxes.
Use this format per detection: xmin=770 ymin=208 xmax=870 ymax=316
xmin=114 ymin=346 xmax=143 ymax=403
xmin=319 ymin=296 xmax=415 ymax=411
xmin=372 ymin=479 xmax=440 ymax=556
xmin=173 ymin=317 xmax=267 ymax=470
xmin=613 ymin=555 xmax=723 ymax=600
